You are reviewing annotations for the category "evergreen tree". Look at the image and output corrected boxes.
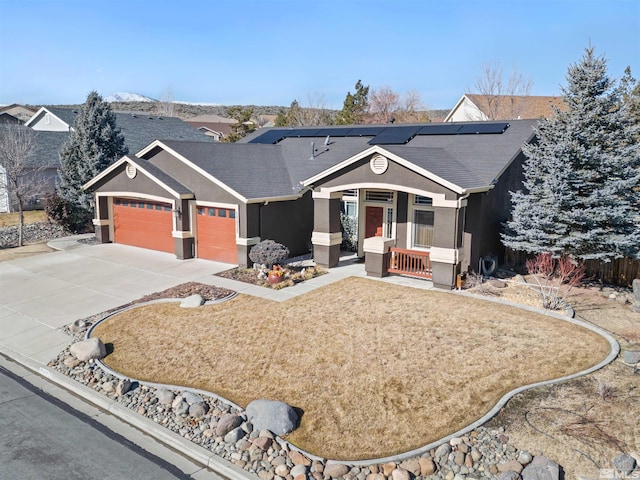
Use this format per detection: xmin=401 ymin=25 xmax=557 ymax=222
xmin=57 ymin=91 xmax=127 ymax=214
xmin=620 ymin=66 xmax=640 ymax=128
xmin=335 ymin=80 xmax=369 ymax=125
xmin=224 ymin=106 xmax=256 ymax=142
xmin=503 ymin=47 xmax=640 ymax=260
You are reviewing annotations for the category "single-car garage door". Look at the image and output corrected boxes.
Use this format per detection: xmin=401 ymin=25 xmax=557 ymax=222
xmin=196 ymin=206 xmax=237 ymax=263
xmin=113 ymin=198 xmax=174 ymax=254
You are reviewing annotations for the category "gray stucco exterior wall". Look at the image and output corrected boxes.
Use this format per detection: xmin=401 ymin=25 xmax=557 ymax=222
xmin=143 ymin=149 xmax=240 ymax=204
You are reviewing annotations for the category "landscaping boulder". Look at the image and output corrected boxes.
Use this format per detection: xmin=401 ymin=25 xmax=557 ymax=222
xmin=180 ymin=294 xmax=204 ymax=308
xmin=155 ymin=389 xmax=175 ymax=405
xmin=216 ymin=414 xmax=243 ymax=436
xmin=116 ymin=379 xmax=132 ymax=396
xmin=69 ymin=338 xmax=106 ymax=362
xmin=613 ymin=454 xmax=636 ymax=476
xmin=522 ymin=456 xmax=560 ymax=480
xmin=245 ymin=399 xmax=298 ymax=436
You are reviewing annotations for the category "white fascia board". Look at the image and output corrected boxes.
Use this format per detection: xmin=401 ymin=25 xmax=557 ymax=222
xmin=443 ymin=95 xmax=468 ymax=122
xmin=24 ymin=107 xmax=47 ymax=127
xmin=245 ymin=194 xmax=302 ymax=204
xmin=82 ymin=156 xmax=193 ymax=199
xmin=302 ymin=145 xmax=466 ymax=195
xmin=24 ymin=106 xmax=71 ymax=129
xmin=137 ymin=140 xmax=247 ymax=203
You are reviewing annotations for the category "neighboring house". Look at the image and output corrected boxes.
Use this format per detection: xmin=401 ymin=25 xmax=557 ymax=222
xmin=185 ymin=114 xmax=238 ymax=141
xmin=185 ymin=121 xmax=233 ymax=141
xmin=0 ymin=113 xmax=23 ymax=124
xmin=0 ymin=125 xmax=65 ymax=212
xmin=0 ymin=107 xmax=211 ymax=212
xmin=0 ymin=104 xmax=38 ymax=124
xmin=444 ymin=94 xmax=565 ymax=122
xmin=83 ymin=120 xmax=538 ymax=289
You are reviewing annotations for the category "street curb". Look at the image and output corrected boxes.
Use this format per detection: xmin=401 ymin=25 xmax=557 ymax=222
xmin=0 ymin=344 xmax=257 ymax=480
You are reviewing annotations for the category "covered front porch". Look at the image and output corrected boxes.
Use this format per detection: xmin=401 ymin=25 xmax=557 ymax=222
xmin=310 ymin=185 xmax=468 ymax=289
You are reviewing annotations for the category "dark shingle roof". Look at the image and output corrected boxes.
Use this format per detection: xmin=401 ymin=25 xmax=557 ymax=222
xmin=151 ymin=120 xmax=537 ymax=200
xmin=157 ymin=141 xmax=295 ymax=199
xmin=44 ymin=108 xmax=212 ymax=155
xmin=0 ymin=124 xmax=68 ymax=168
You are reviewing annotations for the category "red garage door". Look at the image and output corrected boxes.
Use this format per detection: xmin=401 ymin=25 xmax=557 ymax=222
xmin=196 ymin=206 xmax=237 ymax=263
xmin=113 ymin=198 xmax=174 ymax=254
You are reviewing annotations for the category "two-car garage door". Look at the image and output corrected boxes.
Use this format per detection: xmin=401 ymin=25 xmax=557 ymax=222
xmin=113 ymin=198 xmax=237 ymax=262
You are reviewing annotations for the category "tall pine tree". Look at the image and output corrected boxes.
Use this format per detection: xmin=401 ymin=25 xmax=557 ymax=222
xmin=57 ymin=91 xmax=127 ymax=212
xmin=503 ymin=47 xmax=640 ymax=260
xmin=335 ymin=80 xmax=369 ymax=125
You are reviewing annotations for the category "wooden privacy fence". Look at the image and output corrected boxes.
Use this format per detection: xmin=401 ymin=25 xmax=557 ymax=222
xmin=505 ymin=248 xmax=639 ymax=287
xmin=388 ymin=248 xmax=432 ymax=279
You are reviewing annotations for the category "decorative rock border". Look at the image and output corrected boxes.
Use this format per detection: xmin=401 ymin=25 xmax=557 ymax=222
xmin=49 ymin=290 xmax=620 ymax=480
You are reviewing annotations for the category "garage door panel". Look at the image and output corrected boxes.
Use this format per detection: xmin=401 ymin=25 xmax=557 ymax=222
xmin=113 ymin=199 xmax=174 ymax=254
xmin=196 ymin=207 xmax=237 ymax=263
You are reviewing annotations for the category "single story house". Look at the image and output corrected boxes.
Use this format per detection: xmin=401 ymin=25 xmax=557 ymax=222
xmin=83 ymin=120 xmax=537 ymax=289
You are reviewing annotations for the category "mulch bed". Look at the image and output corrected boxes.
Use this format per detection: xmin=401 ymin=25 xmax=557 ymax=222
xmin=216 ymin=265 xmax=325 ymax=289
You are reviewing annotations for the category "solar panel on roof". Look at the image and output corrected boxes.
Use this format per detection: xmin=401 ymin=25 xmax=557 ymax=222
xmin=311 ymin=127 xmax=357 ymax=137
xmin=347 ymin=126 xmax=385 ymax=136
xmin=417 ymin=124 xmax=462 ymax=135
xmin=248 ymin=130 xmax=287 ymax=144
xmin=286 ymin=128 xmax=322 ymax=137
xmin=457 ymin=122 xmax=509 ymax=134
xmin=368 ymin=126 xmax=422 ymax=145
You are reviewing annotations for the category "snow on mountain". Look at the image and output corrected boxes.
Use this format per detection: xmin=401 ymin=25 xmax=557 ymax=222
xmin=105 ymin=92 xmax=157 ymax=103
xmin=175 ymin=100 xmax=221 ymax=106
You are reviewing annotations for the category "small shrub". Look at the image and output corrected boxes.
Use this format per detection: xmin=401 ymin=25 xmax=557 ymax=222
xmin=340 ymin=212 xmax=358 ymax=251
xmin=596 ymin=380 xmax=615 ymax=401
xmin=249 ymin=240 xmax=289 ymax=268
xmin=526 ymin=253 xmax=585 ymax=310
xmin=45 ymin=193 xmax=92 ymax=233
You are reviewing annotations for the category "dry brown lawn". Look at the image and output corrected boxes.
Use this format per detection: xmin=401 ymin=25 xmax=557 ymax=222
xmin=0 ymin=210 xmax=47 ymax=227
xmin=93 ymin=277 xmax=611 ymax=460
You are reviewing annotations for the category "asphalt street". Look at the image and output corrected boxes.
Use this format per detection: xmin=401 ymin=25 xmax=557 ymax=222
xmin=0 ymin=359 xmax=196 ymax=480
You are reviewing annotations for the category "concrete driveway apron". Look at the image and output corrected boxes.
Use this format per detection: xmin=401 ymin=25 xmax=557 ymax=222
xmin=0 ymin=242 xmax=232 ymax=364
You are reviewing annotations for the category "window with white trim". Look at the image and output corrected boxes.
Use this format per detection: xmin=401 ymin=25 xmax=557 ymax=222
xmin=411 ymin=194 xmax=435 ymax=249
xmin=365 ymin=190 xmax=394 ymax=203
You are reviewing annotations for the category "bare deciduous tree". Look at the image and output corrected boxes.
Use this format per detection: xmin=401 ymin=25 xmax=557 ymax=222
xmin=474 ymin=63 xmax=533 ymax=120
xmin=284 ymin=94 xmax=335 ymax=127
xmin=367 ymin=87 xmax=430 ymax=124
xmin=0 ymin=125 xmax=48 ymax=246
xmin=156 ymin=89 xmax=178 ymax=117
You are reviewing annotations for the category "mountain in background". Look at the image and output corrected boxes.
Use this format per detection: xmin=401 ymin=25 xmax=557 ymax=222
xmin=47 ymin=92 xmax=449 ymax=121
xmin=105 ymin=92 xmax=157 ymax=103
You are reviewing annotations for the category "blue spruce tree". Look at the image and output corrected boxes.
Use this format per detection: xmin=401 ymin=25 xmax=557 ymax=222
xmin=503 ymin=47 xmax=640 ymax=260
xmin=57 ymin=91 xmax=127 ymax=214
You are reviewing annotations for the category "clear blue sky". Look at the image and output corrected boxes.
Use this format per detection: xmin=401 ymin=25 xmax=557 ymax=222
xmin=1 ymin=0 xmax=638 ymax=110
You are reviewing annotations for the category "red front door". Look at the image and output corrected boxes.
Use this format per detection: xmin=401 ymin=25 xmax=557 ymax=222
xmin=365 ymin=206 xmax=384 ymax=238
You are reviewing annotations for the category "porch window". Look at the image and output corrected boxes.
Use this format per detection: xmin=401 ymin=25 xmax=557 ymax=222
xmin=412 ymin=210 xmax=434 ymax=248
xmin=365 ymin=190 xmax=394 ymax=203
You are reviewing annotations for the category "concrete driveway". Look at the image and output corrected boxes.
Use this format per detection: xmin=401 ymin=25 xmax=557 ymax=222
xmin=0 ymin=241 xmax=233 ymax=364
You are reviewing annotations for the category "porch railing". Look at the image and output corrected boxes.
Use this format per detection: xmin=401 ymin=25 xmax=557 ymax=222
xmin=388 ymin=248 xmax=431 ymax=279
